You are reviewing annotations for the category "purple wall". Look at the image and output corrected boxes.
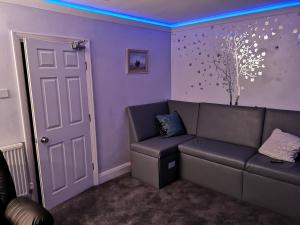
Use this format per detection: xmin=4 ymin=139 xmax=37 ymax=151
xmin=92 ymin=25 xmax=171 ymax=171
xmin=0 ymin=2 xmax=171 ymax=173
xmin=171 ymin=8 xmax=300 ymax=110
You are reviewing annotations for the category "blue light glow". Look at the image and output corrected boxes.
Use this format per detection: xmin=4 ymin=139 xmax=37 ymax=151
xmin=171 ymin=1 xmax=300 ymax=27
xmin=44 ymin=0 xmax=172 ymax=27
xmin=44 ymin=0 xmax=300 ymax=28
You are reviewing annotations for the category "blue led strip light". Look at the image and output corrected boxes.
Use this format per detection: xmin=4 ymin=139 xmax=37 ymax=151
xmin=44 ymin=0 xmax=172 ymax=27
xmin=171 ymin=1 xmax=300 ymax=27
xmin=44 ymin=0 xmax=300 ymax=28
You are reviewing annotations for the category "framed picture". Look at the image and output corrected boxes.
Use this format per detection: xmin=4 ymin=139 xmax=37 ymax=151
xmin=126 ymin=49 xmax=148 ymax=74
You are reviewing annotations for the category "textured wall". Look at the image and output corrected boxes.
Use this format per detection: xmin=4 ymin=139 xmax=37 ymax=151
xmin=0 ymin=2 xmax=170 ymax=173
xmin=171 ymin=9 xmax=300 ymax=110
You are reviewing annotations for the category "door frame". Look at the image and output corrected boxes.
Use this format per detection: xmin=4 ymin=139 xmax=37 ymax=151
xmin=11 ymin=31 xmax=99 ymax=202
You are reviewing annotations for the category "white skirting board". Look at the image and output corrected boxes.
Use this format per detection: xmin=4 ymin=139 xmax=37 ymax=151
xmin=98 ymin=162 xmax=131 ymax=184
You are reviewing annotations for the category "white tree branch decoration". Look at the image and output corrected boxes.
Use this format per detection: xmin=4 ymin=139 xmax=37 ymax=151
xmin=213 ymin=31 xmax=266 ymax=105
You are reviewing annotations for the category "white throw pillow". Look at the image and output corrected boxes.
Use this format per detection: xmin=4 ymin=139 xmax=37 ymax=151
xmin=259 ymin=128 xmax=300 ymax=163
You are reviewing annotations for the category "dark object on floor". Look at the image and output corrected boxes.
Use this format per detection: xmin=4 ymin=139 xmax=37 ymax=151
xmin=51 ymin=175 xmax=299 ymax=225
xmin=127 ymin=100 xmax=300 ymax=220
xmin=0 ymin=151 xmax=54 ymax=225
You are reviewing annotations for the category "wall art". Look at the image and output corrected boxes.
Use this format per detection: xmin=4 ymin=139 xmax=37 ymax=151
xmin=126 ymin=49 xmax=148 ymax=74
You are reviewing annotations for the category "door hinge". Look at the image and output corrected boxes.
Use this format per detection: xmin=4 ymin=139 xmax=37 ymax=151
xmin=92 ymin=163 xmax=94 ymax=171
xmin=88 ymin=114 xmax=91 ymax=122
xmin=85 ymin=61 xmax=87 ymax=71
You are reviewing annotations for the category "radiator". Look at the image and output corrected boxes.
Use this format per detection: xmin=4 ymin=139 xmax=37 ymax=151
xmin=0 ymin=143 xmax=30 ymax=197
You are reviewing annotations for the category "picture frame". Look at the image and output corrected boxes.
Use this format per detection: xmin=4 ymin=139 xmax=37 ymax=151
xmin=126 ymin=49 xmax=148 ymax=74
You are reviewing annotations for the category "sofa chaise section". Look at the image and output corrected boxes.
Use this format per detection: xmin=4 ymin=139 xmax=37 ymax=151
xmin=131 ymin=135 xmax=194 ymax=188
xmin=128 ymin=101 xmax=198 ymax=188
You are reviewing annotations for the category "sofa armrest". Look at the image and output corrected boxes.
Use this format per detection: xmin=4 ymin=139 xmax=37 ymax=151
xmin=127 ymin=101 xmax=169 ymax=142
xmin=5 ymin=197 xmax=54 ymax=225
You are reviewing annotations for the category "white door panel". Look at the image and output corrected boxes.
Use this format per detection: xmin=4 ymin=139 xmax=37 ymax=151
xmin=24 ymin=38 xmax=93 ymax=209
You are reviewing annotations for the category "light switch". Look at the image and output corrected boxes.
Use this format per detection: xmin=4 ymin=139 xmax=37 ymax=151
xmin=0 ymin=89 xmax=9 ymax=99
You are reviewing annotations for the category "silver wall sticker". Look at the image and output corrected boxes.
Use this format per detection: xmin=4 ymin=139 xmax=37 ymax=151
xmin=172 ymin=11 xmax=300 ymax=106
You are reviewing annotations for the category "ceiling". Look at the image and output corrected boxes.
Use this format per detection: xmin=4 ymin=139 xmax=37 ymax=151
xmin=41 ymin=0 xmax=300 ymax=27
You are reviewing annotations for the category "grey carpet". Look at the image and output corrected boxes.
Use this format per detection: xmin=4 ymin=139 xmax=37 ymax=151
xmin=51 ymin=175 xmax=299 ymax=225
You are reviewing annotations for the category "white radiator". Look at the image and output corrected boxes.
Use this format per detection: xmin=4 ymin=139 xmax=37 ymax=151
xmin=0 ymin=143 xmax=30 ymax=197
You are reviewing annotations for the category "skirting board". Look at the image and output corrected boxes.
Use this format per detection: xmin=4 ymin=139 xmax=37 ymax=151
xmin=98 ymin=162 xmax=131 ymax=184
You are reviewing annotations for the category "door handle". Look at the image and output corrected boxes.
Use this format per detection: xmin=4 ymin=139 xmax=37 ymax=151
xmin=40 ymin=137 xmax=49 ymax=143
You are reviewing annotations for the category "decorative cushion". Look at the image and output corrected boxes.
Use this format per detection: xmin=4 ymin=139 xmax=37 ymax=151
xmin=156 ymin=111 xmax=186 ymax=137
xmin=258 ymin=128 xmax=300 ymax=162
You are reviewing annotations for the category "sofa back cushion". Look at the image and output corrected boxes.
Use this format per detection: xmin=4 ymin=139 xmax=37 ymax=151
xmin=128 ymin=102 xmax=169 ymax=142
xmin=168 ymin=100 xmax=200 ymax=135
xmin=262 ymin=108 xmax=300 ymax=143
xmin=197 ymin=103 xmax=265 ymax=148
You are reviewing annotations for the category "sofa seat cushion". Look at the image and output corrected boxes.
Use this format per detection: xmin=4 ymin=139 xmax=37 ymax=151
xmin=178 ymin=137 xmax=257 ymax=169
xmin=246 ymin=153 xmax=300 ymax=186
xmin=131 ymin=135 xmax=195 ymax=158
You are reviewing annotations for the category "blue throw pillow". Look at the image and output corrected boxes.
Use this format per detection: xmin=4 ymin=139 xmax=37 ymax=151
xmin=156 ymin=111 xmax=186 ymax=137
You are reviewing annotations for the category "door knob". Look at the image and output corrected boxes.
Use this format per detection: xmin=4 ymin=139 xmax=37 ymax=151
xmin=40 ymin=137 xmax=49 ymax=143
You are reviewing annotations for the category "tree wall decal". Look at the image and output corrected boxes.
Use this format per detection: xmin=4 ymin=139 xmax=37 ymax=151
xmin=172 ymin=12 xmax=300 ymax=104
xmin=213 ymin=31 xmax=266 ymax=105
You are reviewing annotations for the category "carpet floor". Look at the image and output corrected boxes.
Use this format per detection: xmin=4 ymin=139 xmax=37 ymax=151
xmin=51 ymin=175 xmax=299 ymax=225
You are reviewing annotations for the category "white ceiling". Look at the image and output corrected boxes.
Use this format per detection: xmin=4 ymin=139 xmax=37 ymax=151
xmin=62 ymin=0 xmax=296 ymax=23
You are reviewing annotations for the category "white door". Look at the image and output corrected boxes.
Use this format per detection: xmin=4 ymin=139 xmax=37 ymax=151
xmin=24 ymin=38 xmax=94 ymax=209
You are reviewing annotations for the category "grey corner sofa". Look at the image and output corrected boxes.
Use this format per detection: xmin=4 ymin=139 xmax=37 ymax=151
xmin=127 ymin=100 xmax=300 ymax=220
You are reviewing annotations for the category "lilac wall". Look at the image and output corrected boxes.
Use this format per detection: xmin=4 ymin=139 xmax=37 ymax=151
xmin=0 ymin=3 xmax=170 ymax=173
xmin=93 ymin=25 xmax=171 ymax=171
xmin=171 ymin=8 xmax=300 ymax=110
